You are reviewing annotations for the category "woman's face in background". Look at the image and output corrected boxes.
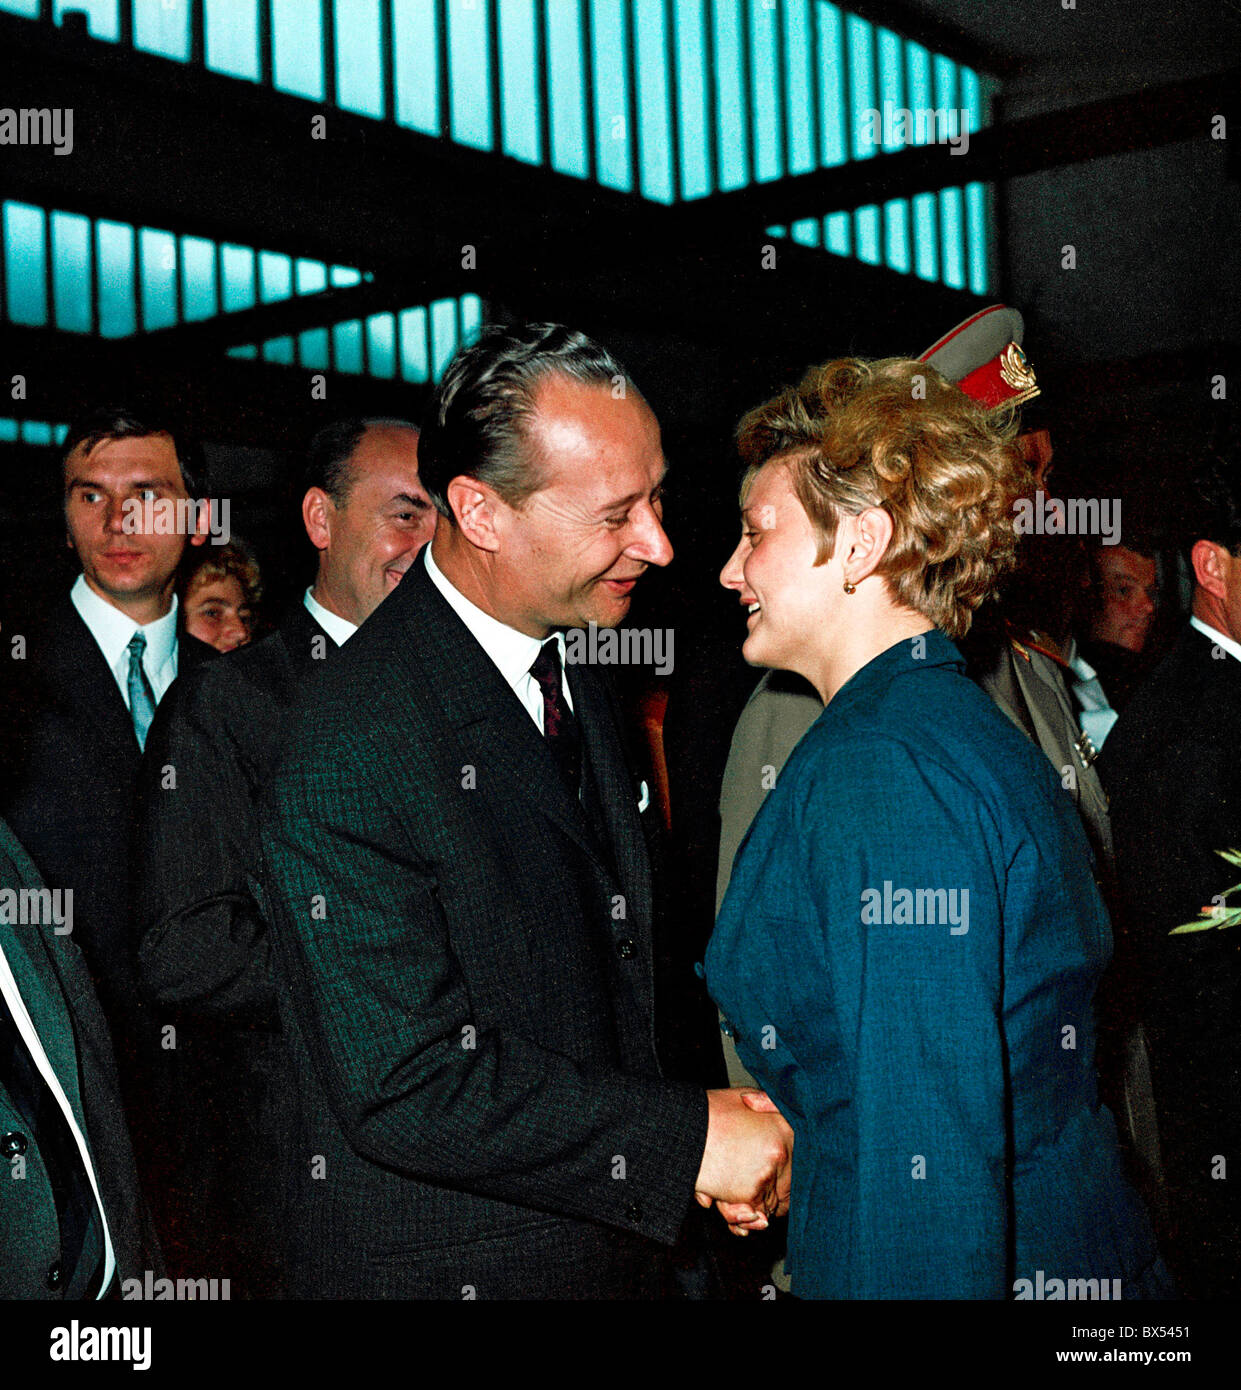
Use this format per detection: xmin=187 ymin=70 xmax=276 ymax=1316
xmin=720 ymin=460 xmax=835 ymax=673
xmin=185 ymin=572 xmax=251 ymax=652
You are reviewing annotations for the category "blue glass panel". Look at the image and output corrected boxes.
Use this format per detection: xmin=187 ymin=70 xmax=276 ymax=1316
xmin=965 ymin=181 xmax=988 ymax=294
xmin=430 ymin=298 xmax=458 ymax=379
xmin=904 ymin=40 xmax=931 ymax=141
xmin=21 ymin=420 xmax=53 ymax=446
xmin=749 ymin=0 xmax=782 ymax=183
xmin=295 ymin=259 xmax=329 ymax=294
xmin=634 ymin=0 xmax=673 ymax=201
xmin=764 ymin=225 xmax=786 ymax=239
xmin=712 ymin=0 xmax=748 ymax=190
xmin=262 ymin=336 xmax=296 ymax=364
xmin=590 ymin=0 xmax=631 ymax=190
xmin=816 ymin=1 xmax=845 ymax=167
xmin=883 ymin=198 xmax=910 ymax=273
xmin=0 ymin=418 xmax=17 ymax=443
xmin=96 ymin=221 xmax=136 ymax=337
xmin=365 ymin=312 xmax=397 ymax=378
xmin=273 ymin=0 xmax=325 ymax=99
xmin=394 ymin=0 xmax=440 ymax=134
xmin=939 ymin=186 xmax=965 ymax=288
xmin=823 ymin=210 xmax=850 ymax=256
xmin=0 ymin=2 xmax=39 ymax=20
xmin=461 ymin=293 xmax=483 ymax=342
xmin=227 ymin=345 xmax=258 ymax=359
xmin=671 ymin=0 xmax=709 ymax=197
xmin=960 ymin=65 xmax=983 ymax=136
xmin=205 ymin=0 xmax=260 ymax=82
xmin=181 ymin=237 xmax=219 ymax=321
xmin=399 ymin=306 xmax=430 ymax=382
xmin=50 ymin=211 xmax=92 ymax=334
xmin=792 ymin=219 xmax=819 ymax=247
xmin=933 ymin=52 xmax=958 ymax=143
xmin=911 ymin=191 xmax=938 ymax=281
xmin=876 ymin=28 xmax=903 ymax=151
xmin=854 ymin=204 xmax=880 ymax=265
xmin=846 ymin=12 xmax=875 ymax=160
xmin=330 ymin=265 xmax=363 ymax=287
xmin=782 ymin=0 xmax=814 ymax=176
xmin=4 ymin=202 xmax=48 ymax=327
xmin=258 ymin=251 xmax=294 ymax=303
xmin=448 ymin=0 xmax=492 ymax=150
xmin=54 ymin=0 xmax=117 ymax=41
xmin=221 ymin=244 xmax=257 ymax=313
xmin=54 ymin=423 xmax=68 ymax=445
xmin=547 ymin=0 xmax=587 ymax=177
xmin=333 ymin=320 xmax=364 ymax=373
xmin=298 ymin=328 xmax=330 ymax=370
xmin=134 ymin=0 xmax=191 ymax=61
xmin=336 ymin=0 xmax=384 ymax=117
xmin=499 ymin=0 xmax=541 ymax=164
xmin=138 ymin=229 xmax=178 ymax=330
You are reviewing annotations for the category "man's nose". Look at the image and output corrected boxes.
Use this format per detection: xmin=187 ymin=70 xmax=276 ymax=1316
xmin=629 ymin=506 xmax=674 ymax=568
xmin=103 ymin=497 xmax=128 ymax=533
xmin=223 ymin=615 xmax=247 ymax=646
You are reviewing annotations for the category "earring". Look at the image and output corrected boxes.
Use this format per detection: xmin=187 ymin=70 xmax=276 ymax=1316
xmin=843 ymin=580 xmax=856 ymax=594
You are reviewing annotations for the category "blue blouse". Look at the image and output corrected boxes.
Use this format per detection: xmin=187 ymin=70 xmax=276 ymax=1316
xmin=706 ymin=630 xmax=1165 ymax=1299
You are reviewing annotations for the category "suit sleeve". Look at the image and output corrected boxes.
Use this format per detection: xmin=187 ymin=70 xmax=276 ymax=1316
xmin=133 ymin=670 xmax=275 ymax=1019
xmin=764 ymin=734 xmax=1008 ymax=1297
xmin=256 ymin=734 xmax=708 ymax=1246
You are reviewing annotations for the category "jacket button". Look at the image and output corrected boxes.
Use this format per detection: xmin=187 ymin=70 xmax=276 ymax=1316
xmin=616 ymin=938 xmax=636 ymax=960
xmin=1 ymin=1131 xmax=27 ymax=1156
xmin=46 ymin=1261 xmax=63 ymax=1291
xmin=625 ymin=1201 xmax=642 ymax=1223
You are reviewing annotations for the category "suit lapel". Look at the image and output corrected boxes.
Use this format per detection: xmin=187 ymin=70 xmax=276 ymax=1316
xmin=46 ymin=598 xmax=140 ymax=756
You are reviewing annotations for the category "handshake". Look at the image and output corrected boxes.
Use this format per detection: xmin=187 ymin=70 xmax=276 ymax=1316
xmin=694 ymin=1087 xmax=794 ymax=1236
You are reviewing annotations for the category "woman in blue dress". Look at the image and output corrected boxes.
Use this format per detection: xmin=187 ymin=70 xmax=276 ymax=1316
xmin=705 ymin=357 xmax=1168 ymax=1300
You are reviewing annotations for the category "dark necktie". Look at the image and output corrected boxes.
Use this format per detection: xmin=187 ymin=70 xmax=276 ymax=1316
xmin=126 ymin=632 xmax=156 ymax=751
xmin=530 ymin=638 xmax=581 ymax=797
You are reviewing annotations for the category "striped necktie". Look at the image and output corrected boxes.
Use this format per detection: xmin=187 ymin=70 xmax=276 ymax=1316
xmin=529 ymin=638 xmax=581 ymax=797
xmin=126 ymin=632 xmax=157 ymax=751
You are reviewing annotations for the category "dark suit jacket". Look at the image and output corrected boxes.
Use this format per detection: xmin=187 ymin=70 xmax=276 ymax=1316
xmin=256 ymin=553 xmax=707 ymax=1298
xmin=0 ymin=593 xmax=214 ymax=1018
xmin=0 ymin=818 xmax=163 ymax=1298
xmin=1101 ymin=625 xmax=1241 ymax=1116
xmin=134 ymin=600 xmax=334 ymax=1019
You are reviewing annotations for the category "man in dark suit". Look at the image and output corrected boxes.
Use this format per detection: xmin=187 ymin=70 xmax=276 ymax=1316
xmin=0 ymin=407 xmax=215 ymax=1024
xmin=1102 ymin=458 xmax=1241 ymax=1297
xmin=257 ymin=323 xmax=793 ymax=1298
xmin=131 ymin=418 xmax=431 ymax=1293
xmin=1 ymin=815 xmax=162 ymax=1298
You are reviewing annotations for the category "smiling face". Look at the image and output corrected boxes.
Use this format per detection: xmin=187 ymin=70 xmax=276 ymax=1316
xmin=312 ymin=424 xmax=434 ymax=625
xmin=64 ymin=432 xmax=197 ymax=622
xmin=184 ymin=572 xmax=251 ymax=652
xmin=488 ymin=375 xmax=673 ymax=634
xmin=1091 ymin=545 xmax=1157 ymax=653
xmin=720 ymin=460 xmax=838 ymax=672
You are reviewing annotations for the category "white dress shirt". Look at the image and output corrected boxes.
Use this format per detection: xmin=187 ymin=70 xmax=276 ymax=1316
xmin=424 ymin=544 xmax=572 ymax=729
xmin=70 ymin=575 xmax=178 ymax=707
xmin=0 ymin=938 xmax=115 ymax=1298
xmin=1190 ymin=615 xmax=1241 ymax=665
xmin=1066 ymin=640 xmax=1120 ymax=750
xmin=303 ymin=587 xmax=359 ymax=647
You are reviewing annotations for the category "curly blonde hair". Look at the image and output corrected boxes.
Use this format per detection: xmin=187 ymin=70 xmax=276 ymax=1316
xmin=736 ymin=358 xmax=1032 ymax=639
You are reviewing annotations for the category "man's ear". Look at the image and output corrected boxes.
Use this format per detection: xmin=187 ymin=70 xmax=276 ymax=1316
xmin=187 ymin=496 xmax=210 ymax=547
xmin=302 ymin=487 xmax=332 ymax=553
xmin=1191 ymin=538 xmax=1228 ymax=600
xmin=842 ymin=506 xmax=895 ymax=584
xmin=446 ymin=476 xmax=502 ymax=553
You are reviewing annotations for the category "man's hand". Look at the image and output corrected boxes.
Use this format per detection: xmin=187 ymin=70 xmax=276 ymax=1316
xmin=693 ymin=1088 xmax=793 ymax=1234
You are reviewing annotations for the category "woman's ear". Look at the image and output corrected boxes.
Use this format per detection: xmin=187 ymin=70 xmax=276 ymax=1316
xmin=842 ymin=506 xmax=894 ymax=584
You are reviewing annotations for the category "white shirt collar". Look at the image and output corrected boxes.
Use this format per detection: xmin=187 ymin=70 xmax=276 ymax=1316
xmin=1190 ymin=615 xmax=1241 ymax=665
xmin=70 ymin=574 xmax=179 ymax=704
xmin=423 ymin=542 xmax=565 ymax=695
xmin=303 ymin=587 xmax=358 ymax=648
